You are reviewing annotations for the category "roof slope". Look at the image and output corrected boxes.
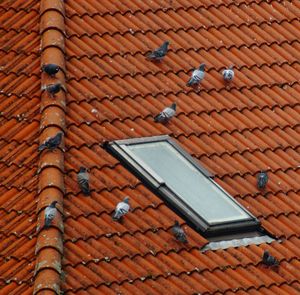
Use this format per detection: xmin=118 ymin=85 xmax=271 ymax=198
xmin=0 ymin=1 xmax=40 ymax=294
xmin=1 ymin=0 xmax=300 ymax=294
xmin=62 ymin=0 xmax=300 ymax=294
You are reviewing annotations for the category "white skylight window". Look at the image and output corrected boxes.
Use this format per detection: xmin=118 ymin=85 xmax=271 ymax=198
xmin=106 ymin=135 xmax=259 ymax=237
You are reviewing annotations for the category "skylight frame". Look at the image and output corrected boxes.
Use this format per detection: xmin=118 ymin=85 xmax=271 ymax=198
xmin=106 ymin=135 xmax=260 ymax=237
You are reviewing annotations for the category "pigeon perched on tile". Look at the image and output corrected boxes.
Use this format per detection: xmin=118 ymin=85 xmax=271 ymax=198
xmin=44 ymin=201 xmax=58 ymax=229
xmin=154 ymin=102 xmax=176 ymax=123
xmin=222 ymin=65 xmax=234 ymax=82
xmin=77 ymin=167 xmax=90 ymax=196
xmin=186 ymin=63 xmax=206 ymax=87
xmin=257 ymin=171 xmax=268 ymax=190
xmin=42 ymin=64 xmax=60 ymax=77
xmin=42 ymin=83 xmax=64 ymax=97
xmin=113 ymin=197 xmax=130 ymax=221
xmin=146 ymin=41 xmax=169 ymax=61
xmin=172 ymin=220 xmax=188 ymax=243
xmin=38 ymin=132 xmax=63 ymax=152
xmin=262 ymin=250 xmax=279 ymax=267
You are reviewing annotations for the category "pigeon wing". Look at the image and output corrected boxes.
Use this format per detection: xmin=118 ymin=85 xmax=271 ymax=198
xmin=44 ymin=207 xmax=57 ymax=228
xmin=172 ymin=225 xmax=187 ymax=243
xmin=113 ymin=201 xmax=130 ymax=220
xmin=77 ymin=172 xmax=90 ymax=195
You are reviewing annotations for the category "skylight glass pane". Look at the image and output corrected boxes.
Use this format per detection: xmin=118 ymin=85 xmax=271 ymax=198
xmin=127 ymin=141 xmax=251 ymax=224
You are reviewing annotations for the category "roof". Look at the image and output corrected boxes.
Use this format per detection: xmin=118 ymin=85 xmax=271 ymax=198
xmin=1 ymin=0 xmax=300 ymax=294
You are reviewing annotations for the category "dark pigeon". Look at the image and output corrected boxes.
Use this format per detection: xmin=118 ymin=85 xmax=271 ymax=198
xmin=77 ymin=167 xmax=90 ymax=196
xmin=172 ymin=220 xmax=188 ymax=243
xmin=186 ymin=63 xmax=205 ymax=87
xmin=146 ymin=41 xmax=169 ymax=61
xmin=262 ymin=250 xmax=279 ymax=267
xmin=113 ymin=197 xmax=130 ymax=221
xmin=42 ymin=64 xmax=60 ymax=77
xmin=222 ymin=65 xmax=234 ymax=82
xmin=43 ymin=83 xmax=64 ymax=97
xmin=44 ymin=201 xmax=58 ymax=229
xmin=38 ymin=132 xmax=63 ymax=152
xmin=154 ymin=102 xmax=176 ymax=123
xmin=257 ymin=171 xmax=268 ymax=190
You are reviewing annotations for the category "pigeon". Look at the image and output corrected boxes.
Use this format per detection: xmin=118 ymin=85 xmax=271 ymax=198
xmin=222 ymin=65 xmax=234 ymax=82
xmin=257 ymin=171 xmax=268 ymax=190
xmin=38 ymin=132 xmax=63 ymax=152
xmin=146 ymin=41 xmax=169 ymax=61
xmin=112 ymin=197 xmax=130 ymax=221
xmin=262 ymin=250 xmax=279 ymax=267
xmin=77 ymin=167 xmax=90 ymax=196
xmin=44 ymin=201 xmax=58 ymax=229
xmin=42 ymin=83 xmax=64 ymax=97
xmin=154 ymin=102 xmax=176 ymax=123
xmin=186 ymin=63 xmax=206 ymax=87
xmin=172 ymin=220 xmax=188 ymax=243
xmin=42 ymin=64 xmax=60 ymax=77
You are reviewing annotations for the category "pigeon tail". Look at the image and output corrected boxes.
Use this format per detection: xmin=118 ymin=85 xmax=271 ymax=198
xmin=186 ymin=77 xmax=198 ymax=87
xmin=112 ymin=211 xmax=122 ymax=221
xmin=81 ymin=183 xmax=90 ymax=196
xmin=154 ymin=114 xmax=163 ymax=123
xmin=44 ymin=217 xmax=52 ymax=229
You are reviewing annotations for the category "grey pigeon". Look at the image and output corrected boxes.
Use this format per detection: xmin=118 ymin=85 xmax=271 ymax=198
xmin=43 ymin=83 xmax=63 ymax=97
xmin=154 ymin=102 xmax=176 ymax=123
xmin=113 ymin=197 xmax=130 ymax=221
xmin=42 ymin=64 xmax=60 ymax=77
xmin=257 ymin=171 xmax=268 ymax=190
xmin=44 ymin=201 xmax=58 ymax=229
xmin=77 ymin=167 xmax=90 ymax=196
xmin=38 ymin=132 xmax=63 ymax=152
xmin=262 ymin=250 xmax=279 ymax=267
xmin=172 ymin=220 xmax=188 ymax=243
xmin=146 ymin=41 xmax=169 ymax=61
xmin=186 ymin=63 xmax=205 ymax=87
xmin=222 ymin=65 xmax=234 ymax=82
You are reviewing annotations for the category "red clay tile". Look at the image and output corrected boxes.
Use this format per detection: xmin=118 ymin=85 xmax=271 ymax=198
xmin=3 ymin=0 xmax=300 ymax=294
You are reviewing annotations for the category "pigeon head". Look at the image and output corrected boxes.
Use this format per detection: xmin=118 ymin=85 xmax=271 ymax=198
xmin=170 ymin=102 xmax=176 ymax=110
xmin=50 ymin=201 xmax=58 ymax=208
xmin=258 ymin=170 xmax=267 ymax=179
xmin=199 ymin=63 xmax=206 ymax=71
xmin=57 ymin=132 xmax=63 ymax=139
xmin=228 ymin=65 xmax=233 ymax=70
xmin=263 ymin=250 xmax=269 ymax=257
xmin=79 ymin=167 xmax=87 ymax=173
xmin=123 ymin=197 xmax=130 ymax=203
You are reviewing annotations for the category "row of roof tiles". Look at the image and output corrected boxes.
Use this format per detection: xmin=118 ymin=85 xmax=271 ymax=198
xmin=0 ymin=1 xmax=40 ymax=294
xmin=61 ymin=0 xmax=300 ymax=293
xmin=1 ymin=0 xmax=300 ymax=294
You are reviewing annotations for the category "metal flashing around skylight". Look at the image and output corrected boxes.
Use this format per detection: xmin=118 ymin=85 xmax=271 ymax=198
xmin=106 ymin=135 xmax=260 ymax=237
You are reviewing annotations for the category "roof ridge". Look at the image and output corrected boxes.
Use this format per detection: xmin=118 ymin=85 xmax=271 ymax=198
xmin=33 ymin=0 xmax=66 ymax=294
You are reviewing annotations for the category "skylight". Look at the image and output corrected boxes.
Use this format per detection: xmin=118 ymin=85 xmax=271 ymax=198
xmin=106 ymin=135 xmax=259 ymax=236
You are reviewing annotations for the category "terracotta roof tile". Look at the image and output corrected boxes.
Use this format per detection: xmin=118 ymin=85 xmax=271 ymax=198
xmin=0 ymin=1 xmax=40 ymax=292
xmin=2 ymin=0 xmax=300 ymax=294
xmin=60 ymin=0 xmax=300 ymax=292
